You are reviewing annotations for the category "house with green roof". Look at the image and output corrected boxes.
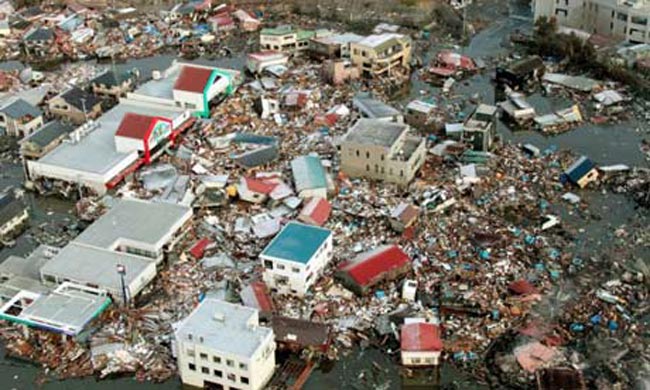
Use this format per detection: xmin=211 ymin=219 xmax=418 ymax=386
xmin=260 ymin=221 xmax=333 ymax=297
xmin=260 ymin=25 xmax=317 ymax=54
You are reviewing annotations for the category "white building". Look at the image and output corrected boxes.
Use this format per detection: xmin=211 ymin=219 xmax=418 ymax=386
xmin=533 ymin=0 xmax=650 ymax=44
xmin=401 ymin=319 xmax=443 ymax=367
xmin=174 ymin=298 xmax=275 ymax=390
xmin=39 ymin=199 xmax=192 ymax=301
xmin=259 ymin=25 xmax=316 ymax=54
xmin=290 ymin=155 xmax=328 ymax=199
xmin=260 ymin=221 xmax=333 ymax=297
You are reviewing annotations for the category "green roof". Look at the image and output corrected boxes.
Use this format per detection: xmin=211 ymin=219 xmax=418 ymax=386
xmin=296 ymin=29 xmax=315 ymax=41
xmin=261 ymin=25 xmax=314 ymax=41
xmin=261 ymin=222 xmax=331 ymax=264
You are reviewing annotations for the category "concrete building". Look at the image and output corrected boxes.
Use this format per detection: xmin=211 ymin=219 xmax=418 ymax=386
xmin=39 ymin=199 xmax=192 ymax=301
xmin=174 ymin=298 xmax=275 ymax=390
xmin=309 ymin=32 xmax=365 ymax=59
xmin=0 ymin=98 xmax=43 ymax=137
xmin=533 ymin=0 xmax=650 ymax=44
xmin=350 ymin=33 xmax=412 ymax=77
xmin=48 ymin=86 xmax=102 ymax=125
xmin=340 ymin=119 xmax=426 ymax=186
xmin=259 ymin=25 xmax=315 ymax=54
xmin=126 ymin=61 xmax=240 ymax=118
xmin=353 ymin=94 xmax=403 ymax=123
xmin=463 ymin=104 xmax=498 ymax=152
xmin=260 ymin=222 xmax=333 ymax=297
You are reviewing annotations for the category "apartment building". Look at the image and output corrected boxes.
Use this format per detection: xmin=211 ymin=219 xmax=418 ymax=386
xmin=350 ymin=33 xmax=412 ymax=77
xmin=534 ymin=0 xmax=650 ymax=44
xmin=260 ymin=222 xmax=333 ymax=297
xmin=174 ymin=298 xmax=276 ymax=390
xmin=340 ymin=119 xmax=426 ymax=186
xmin=259 ymin=25 xmax=315 ymax=54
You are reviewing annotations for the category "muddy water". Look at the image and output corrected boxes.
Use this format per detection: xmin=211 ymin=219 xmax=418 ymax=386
xmin=0 ymin=7 xmax=648 ymax=390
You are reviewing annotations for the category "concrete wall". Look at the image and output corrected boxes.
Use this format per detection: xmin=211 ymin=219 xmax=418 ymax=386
xmin=177 ymin=331 xmax=275 ymax=390
xmin=115 ymin=135 xmax=144 ymax=153
xmin=172 ymin=89 xmax=204 ymax=113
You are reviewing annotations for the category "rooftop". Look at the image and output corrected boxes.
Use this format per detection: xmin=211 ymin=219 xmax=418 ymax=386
xmin=58 ymin=86 xmax=100 ymax=111
xmin=353 ymin=94 xmax=401 ymax=120
xmin=173 ymin=65 xmax=214 ymax=94
xmin=36 ymin=101 xmax=184 ymax=176
xmin=261 ymin=222 xmax=331 ymax=264
xmin=74 ymin=198 xmax=192 ymax=250
xmin=91 ymin=70 xmax=133 ymax=87
xmin=21 ymin=121 xmax=74 ymax=148
xmin=115 ymin=113 xmax=156 ymax=139
xmin=338 ymin=245 xmax=410 ymax=287
xmin=344 ymin=119 xmax=407 ymax=148
xmin=401 ymin=322 xmax=443 ymax=352
xmin=0 ymin=98 xmax=41 ymax=119
xmin=291 ymin=155 xmax=327 ymax=192
xmin=174 ymin=298 xmax=272 ymax=358
xmin=356 ymin=33 xmax=405 ymax=50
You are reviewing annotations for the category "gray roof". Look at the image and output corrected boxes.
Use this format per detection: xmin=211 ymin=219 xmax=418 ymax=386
xmin=91 ymin=70 xmax=133 ymax=88
xmin=175 ymin=298 xmax=273 ymax=359
xmin=21 ymin=121 xmax=74 ymax=148
xmin=234 ymin=144 xmax=279 ymax=168
xmin=291 ymin=155 xmax=327 ymax=192
xmin=39 ymin=244 xmax=154 ymax=292
xmin=36 ymin=101 xmax=184 ymax=176
xmin=25 ymin=27 xmax=53 ymax=41
xmin=345 ymin=118 xmax=407 ymax=147
xmin=59 ymin=86 xmax=100 ymax=111
xmin=0 ymin=192 xmax=26 ymax=227
xmin=0 ymin=245 xmax=56 ymax=280
xmin=353 ymin=95 xmax=401 ymax=119
xmin=0 ymin=98 xmax=42 ymax=119
xmin=74 ymin=199 xmax=191 ymax=250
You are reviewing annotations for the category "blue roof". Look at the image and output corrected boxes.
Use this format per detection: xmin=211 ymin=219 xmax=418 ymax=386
xmin=565 ymin=156 xmax=595 ymax=184
xmin=261 ymin=222 xmax=331 ymax=264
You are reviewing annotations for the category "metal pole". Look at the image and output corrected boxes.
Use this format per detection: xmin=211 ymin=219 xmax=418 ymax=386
xmin=81 ymin=97 xmax=87 ymax=123
xmin=117 ymin=264 xmax=127 ymax=306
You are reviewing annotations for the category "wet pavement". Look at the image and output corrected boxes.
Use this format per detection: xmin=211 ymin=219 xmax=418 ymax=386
xmin=0 ymin=4 xmax=648 ymax=389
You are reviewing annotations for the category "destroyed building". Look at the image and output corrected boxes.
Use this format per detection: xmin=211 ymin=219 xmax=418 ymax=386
xmin=336 ymin=245 xmax=411 ymax=296
xmin=350 ymin=33 xmax=412 ymax=77
xmin=463 ymin=104 xmax=498 ymax=152
xmin=340 ymin=119 xmax=426 ymax=185
xmin=174 ymin=298 xmax=276 ymax=390
xmin=260 ymin=222 xmax=333 ymax=297
xmin=496 ymin=56 xmax=545 ymax=90
xmin=290 ymin=155 xmax=329 ymax=199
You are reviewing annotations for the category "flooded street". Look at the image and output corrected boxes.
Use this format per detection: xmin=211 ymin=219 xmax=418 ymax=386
xmin=0 ymin=3 xmax=648 ymax=389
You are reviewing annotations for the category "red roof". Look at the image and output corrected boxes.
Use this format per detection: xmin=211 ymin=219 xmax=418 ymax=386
xmin=401 ymin=322 xmax=443 ymax=352
xmin=299 ymin=197 xmax=332 ymax=226
xmin=173 ymin=66 xmax=213 ymax=93
xmin=250 ymin=281 xmax=274 ymax=312
xmin=244 ymin=177 xmax=277 ymax=194
xmin=508 ymin=279 xmax=538 ymax=295
xmin=211 ymin=15 xmax=234 ymax=26
xmin=437 ymin=50 xmax=475 ymax=70
xmin=115 ymin=113 xmax=155 ymax=139
xmin=189 ymin=237 xmax=213 ymax=259
xmin=339 ymin=245 xmax=410 ymax=287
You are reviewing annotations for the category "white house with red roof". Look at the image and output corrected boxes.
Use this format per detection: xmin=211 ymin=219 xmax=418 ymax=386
xmin=237 ymin=177 xmax=278 ymax=204
xmin=114 ymin=113 xmax=174 ymax=164
xmin=298 ymin=197 xmax=331 ymax=227
xmin=335 ymin=245 xmax=411 ymax=296
xmin=400 ymin=320 xmax=443 ymax=366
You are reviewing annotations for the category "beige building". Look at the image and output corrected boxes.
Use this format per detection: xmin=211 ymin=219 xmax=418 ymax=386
xmin=48 ymin=87 xmax=102 ymax=125
xmin=340 ymin=119 xmax=426 ymax=185
xmin=534 ymin=0 xmax=650 ymax=44
xmin=350 ymin=33 xmax=412 ymax=77
xmin=259 ymin=25 xmax=316 ymax=54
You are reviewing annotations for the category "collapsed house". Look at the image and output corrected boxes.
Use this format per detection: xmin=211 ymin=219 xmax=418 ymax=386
xmin=336 ymin=245 xmax=411 ymax=296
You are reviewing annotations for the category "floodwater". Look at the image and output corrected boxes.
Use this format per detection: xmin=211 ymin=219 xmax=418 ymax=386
xmin=0 ymin=4 xmax=648 ymax=389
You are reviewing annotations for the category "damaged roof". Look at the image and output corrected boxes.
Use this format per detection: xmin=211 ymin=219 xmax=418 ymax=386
xmin=338 ymin=245 xmax=410 ymax=287
xmin=400 ymin=322 xmax=443 ymax=352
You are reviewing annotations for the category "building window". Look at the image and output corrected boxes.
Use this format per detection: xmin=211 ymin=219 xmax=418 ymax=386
xmin=365 ymin=151 xmax=370 ymax=159
xmin=277 ymin=264 xmax=285 ymax=270
xmin=356 ymin=150 xmax=360 ymax=157
xmin=361 ymin=50 xmax=367 ymax=57
xmin=227 ymin=373 xmax=236 ymax=381
xmin=380 ymin=155 xmax=384 ymax=161
xmin=412 ymin=358 xmax=421 ymax=364
xmin=264 ymin=260 xmax=273 ymax=269
xmin=617 ymin=13 xmax=627 ymax=22
xmin=188 ymin=363 xmax=196 ymax=371
xmin=187 ymin=334 xmax=193 ymax=341
xmin=226 ymin=359 xmax=234 ymax=367
xmin=200 ymin=353 xmax=208 ymax=360
xmin=213 ymin=356 xmax=221 ymax=364
xmin=185 ymin=102 xmax=197 ymax=109
xmin=241 ymin=377 xmax=249 ymax=384
xmin=400 ymin=170 xmax=404 ymax=177
xmin=239 ymin=362 xmax=248 ymax=370
xmin=375 ymin=164 xmax=379 ymax=173
xmin=291 ymin=267 xmax=300 ymax=273
xmin=201 ymin=367 xmax=209 ymax=374
xmin=187 ymin=349 xmax=195 ymax=357
xmin=214 ymin=369 xmax=222 ymax=377
xmin=366 ymin=164 xmax=370 ymax=172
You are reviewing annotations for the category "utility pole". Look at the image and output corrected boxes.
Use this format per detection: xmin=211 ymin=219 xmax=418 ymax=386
xmin=116 ymin=264 xmax=128 ymax=306
xmin=80 ymin=97 xmax=87 ymax=123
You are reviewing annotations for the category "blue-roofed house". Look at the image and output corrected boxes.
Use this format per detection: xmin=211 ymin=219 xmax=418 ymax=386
xmin=564 ymin=156 xmax=598 ymax=188
xmin=291 ymin=155 xmax=328 ymax=199
xmin=260 ymin=221 xmax=333 ymax=296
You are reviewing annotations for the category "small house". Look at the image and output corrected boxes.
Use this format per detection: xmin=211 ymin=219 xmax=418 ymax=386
xmin=400 ymin=320 xmax=443 ymax=366
xmin=48 ymin=87 xmax=102 ymax=125
xmin=0 ymin=98 xmax=43 ymax=137
xmin=298 ymin=197 xmax=331 ymax=227
xmin=496 ymin=55 xmax=544 ymax=90
xmin=0 ymin=190 xmax=28 ymax=239
xmin=291 ymin=155 xmax=328 ymax=199
xmin=90 ymin=70 xmax=135 ymax=99
xmin=564 ymin=156 xmax=598 ymax=188
xmin=271 ymin=316 xmax=331 ymax=354
xmin=20 ymin=120 xmax=74 ymax=160
xmin=389 ymin=203 xmax=420 ymax=233
xmin=237 ymin=177 xmax=277 ymax=204
xmin=336 ymin=245 xmax=411 ymax=296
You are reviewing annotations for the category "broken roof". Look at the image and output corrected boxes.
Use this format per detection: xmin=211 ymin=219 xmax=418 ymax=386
xmin=261 ymin=222 xmax=331 ymax=264
xmin=338 ymin=245 xmax=411 ymax=287
xmin=91 ymin=70 xmax=133 ymax=87
xmin=400 ymin=322 xmax=443 ymax=352
xmin=565 ymin=156 xmax=596 ymax=183
xmin=298 ymin=197 xmax=331 ymax=227
xmin=271 ymin=316 xmax=330 ymax=347
xmin=291 ymin=155 xmax=327 ymax=193
xmin=344 ymin=119 xmax=407 ymax=148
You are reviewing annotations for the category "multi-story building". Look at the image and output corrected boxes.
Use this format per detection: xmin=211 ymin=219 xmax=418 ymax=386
xmin=534 ymin=0 xmax=650 ymax=44
xmin=48 ymin=87 xmax=102 ymax=125
xmin=260 ymin=222 xmax=333 ymax=297
xmin=174 ymin=298 xmax=276 ymax=390
xmin=90 ymin=70 xmax=136 ymax=99
xmin=340 ymin=119 xmax=426 ymax=186
xmin=350 ymin=33 xmax=412 ymax=77
xmin=259 ymin=25 xmax=315 ymax=54
xmin=0 ymin=98 xmax=43 ymax=137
